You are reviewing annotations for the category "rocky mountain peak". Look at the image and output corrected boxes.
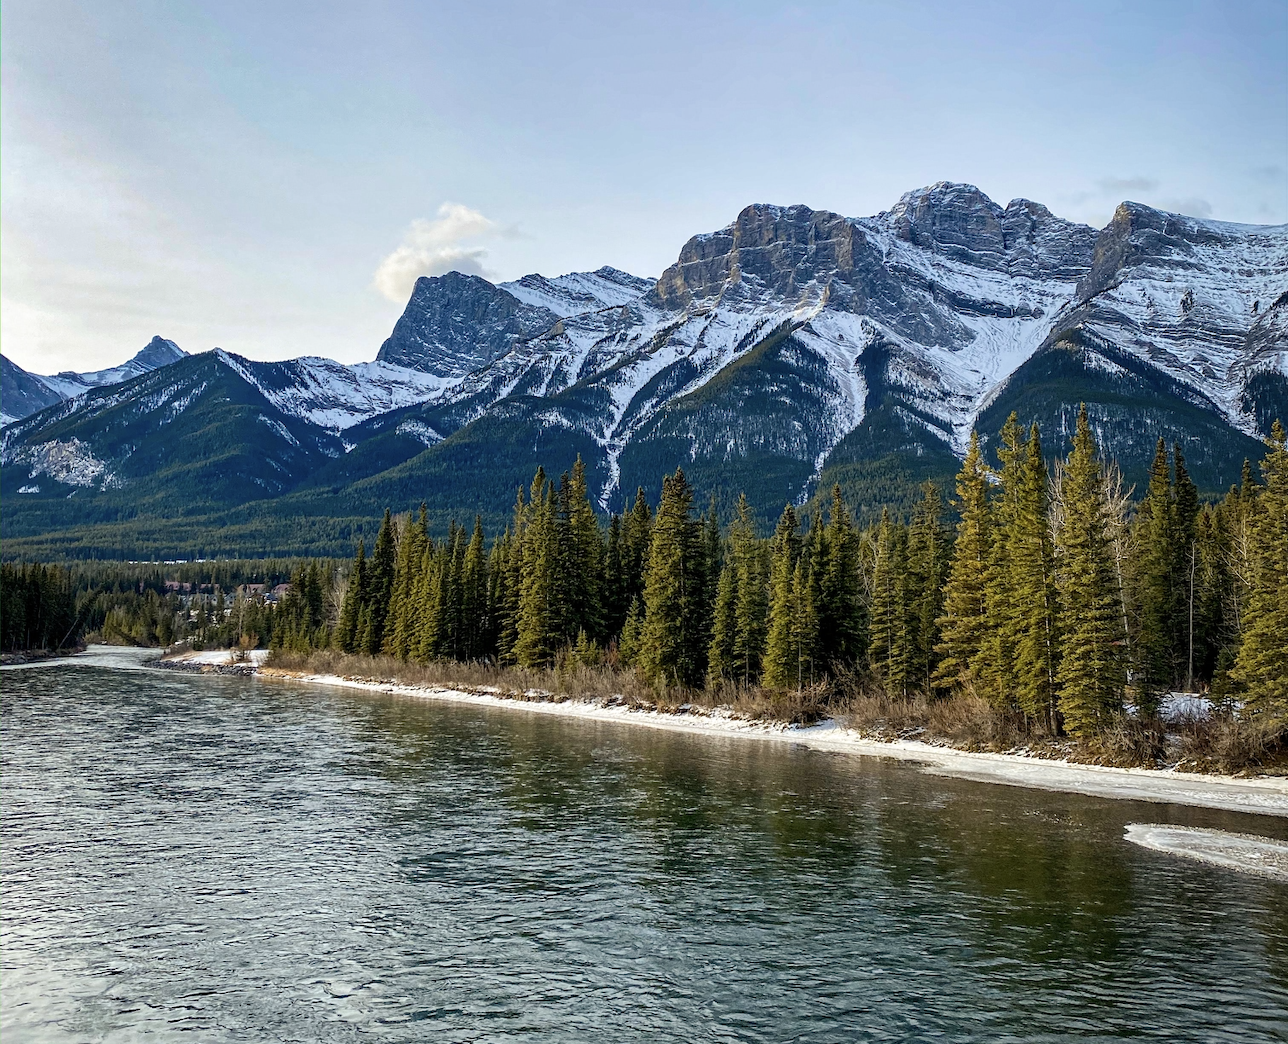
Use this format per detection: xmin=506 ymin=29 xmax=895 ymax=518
xmin=650 ymin=203 xmax=860 ymax=310
xmin=879 ymin=182 xmax=1096 ymax=280
xmin=376 ymin=272 xmax=560 ymax=377
xmin=134 ymin=336 xmax=187 ymax=369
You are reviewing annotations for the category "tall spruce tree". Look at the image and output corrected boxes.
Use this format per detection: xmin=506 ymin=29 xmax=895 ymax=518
xmin=639 ymin=469 xmax=705 ymax=687
xmin=1133 ymin=438 xmax=1177 ymax=706
xmin=1010 ymin=427 xmax=1060 ymax=731
xmin=934 ymin=432 xmax=993 ymax=695
xmin=516 ymin=480 xmax=558 ymax=667
xmin=365 ymin=509 xmax=397 ymax=655
xmin=979 ymin=414 xmax=1027 ymax=709
xmin=461 ymin=516 xmax=489 ymax=659
xmin=1229 ymin=422 xmax=1288 ymax=718
xmin=334 ymin=541 xmax=366 ymax=653
xmin=731 ymin=497 xmax=769 ymax=686
xmin=1172 ymin=447 xmax=1201 ymax=690
xmin=906 ymin=482 xmax=950 ymax=696
xmin=708 ymin=547 xmax=740 ymax=683
xmin=762 ymin=505 xmax=801 ymax=689
xmin=818 ymin=485 xmax=865 ymax=673
xmin=869 ymin=508 xmax=912 ymax=695
xmin=1053 ymin=406 xmax=1126 ymax=735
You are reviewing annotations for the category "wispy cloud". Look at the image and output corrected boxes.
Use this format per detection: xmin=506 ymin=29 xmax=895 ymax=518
xmin=372 ymin=204 xmax=498 ymax=302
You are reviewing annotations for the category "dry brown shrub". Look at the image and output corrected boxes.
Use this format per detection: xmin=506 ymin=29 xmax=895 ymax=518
xmin=1173 ymin=715 xmax=1288 ymax=776
xmin=1070 ymin=714 xmax=1169 ymax=768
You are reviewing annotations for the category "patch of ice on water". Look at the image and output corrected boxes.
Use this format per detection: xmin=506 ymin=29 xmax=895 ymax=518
xmin=1124 ymin=824 xmax=1288 ymax=881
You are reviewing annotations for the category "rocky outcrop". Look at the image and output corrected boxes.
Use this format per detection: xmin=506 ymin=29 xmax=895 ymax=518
xmin=880 ymin=182 xmax=1098 ymax=280
xmin=376 ymin=272 xmax=561 ymax=376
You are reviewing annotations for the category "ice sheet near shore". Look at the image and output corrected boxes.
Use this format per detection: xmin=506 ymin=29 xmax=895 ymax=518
xmin=244 ymin=665 xmax=1288 ymax=820
xmin=1124 ymin=825 xmax=1288 ymax=882
xmin=166 ymin=649 xmax=271 ymax=667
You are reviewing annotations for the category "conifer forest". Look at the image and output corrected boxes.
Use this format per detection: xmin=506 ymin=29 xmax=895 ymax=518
xmin=278 ymin=406 xmax=1287 ymax=735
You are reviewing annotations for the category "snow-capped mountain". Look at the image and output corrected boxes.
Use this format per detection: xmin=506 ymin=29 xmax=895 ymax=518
xmin=499 ymin=266 xmax=654 ymax=315
xmin=4 ymin=182 xmax=1284 ymax=559
xmin=373 ymin=267 xmax=655 ymax=377
xmin=1 ymin=337 xmax=187 ymax=426
xmin=389 ymin=184 xmax=1284 ymax=511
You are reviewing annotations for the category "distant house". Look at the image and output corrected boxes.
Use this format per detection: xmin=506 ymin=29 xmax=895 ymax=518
xmin=163 ymin=581 xmax=193 ymax=594
xmin=238 ymin=583 xmax=267 ymax=599
xmin=267 ymin=583 xmax=292 ymax=604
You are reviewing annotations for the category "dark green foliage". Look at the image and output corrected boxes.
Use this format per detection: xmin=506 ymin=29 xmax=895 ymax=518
xmin=1054 ymin=406 xmax=1127 ymax=736
xmin=0 ymin=563 xmax=78 ymax=651
xmin=638 ymin=469 xmax=707 ymax=687
xmin=1229 ymin=422 xmax=1288 ymax=719
xmin=976 ymin=331 xmax=1266 ymax=496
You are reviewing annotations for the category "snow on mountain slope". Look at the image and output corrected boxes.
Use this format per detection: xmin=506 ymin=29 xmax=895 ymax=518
xmin=213 ymin=351 xmax=459 ymax=430
xmin=500 ymin=267 xmax=654 ymax=315
xmin=1062 ymin=204 xmax=1288 ymax=429
xmin=37 ymin=337 xmax=187 ymax=399
xmin=419 ymin=188 xmax=1109 ymax=502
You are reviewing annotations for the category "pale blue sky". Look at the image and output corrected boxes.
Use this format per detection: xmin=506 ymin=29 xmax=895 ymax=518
xmin=3 ymin=0 xmax=1285 ymax=372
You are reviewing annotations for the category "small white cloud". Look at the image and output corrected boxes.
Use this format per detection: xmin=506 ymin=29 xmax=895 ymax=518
xmin=373 ymin=203 xmax=498 ymax=302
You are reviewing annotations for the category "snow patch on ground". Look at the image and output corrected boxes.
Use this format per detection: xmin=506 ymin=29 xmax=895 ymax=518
xmin=165 ymin=649 xmax=272 ymax=667
xmin=1124 ymin=824 xmax=1288 ymax=881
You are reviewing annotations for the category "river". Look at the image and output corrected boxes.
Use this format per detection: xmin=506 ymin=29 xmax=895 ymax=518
xmin=3 ymin=651 xmax=1286 ymax=1042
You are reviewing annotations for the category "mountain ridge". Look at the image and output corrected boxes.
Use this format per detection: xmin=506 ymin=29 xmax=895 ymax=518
xmin=3 ymin=183 xmax=1284 ymax=558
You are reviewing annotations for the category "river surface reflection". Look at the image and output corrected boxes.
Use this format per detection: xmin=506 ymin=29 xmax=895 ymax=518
xmin=3 ymin=654 xmax=1286 ymax=1042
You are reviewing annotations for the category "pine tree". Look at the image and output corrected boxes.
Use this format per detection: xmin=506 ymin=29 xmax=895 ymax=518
xmin=497 ymin=484 xmax=531 ymax=664
xmin=868 ymin=508 xmax=911 ymax=695
xmin=817 ymin=485 xmax=865 ymax=674
xmin=1011 ymin=426 xmax=1060 ymax=731
xmin=1172 ymin=446 xmax=1201 ymax=690
xmin=516 ymin=480 xmax=558 ymax=668
xmin=619 ymin=597 xmax=645 ymax=667
xmin=934 ymin=432 xmax=993 ymax=694
xmin=1229 ymin=422 xmax=1288 ymax=719
xmin=566 ymin=457 xmax=605 ymax=643
xmin=979 ymin=414 xmax=1026 ymax=709
xmin=461 ymin=516 xmax=489 ymax=660
xmin=763 ymin=505 xmax=801 ymax=689
xmin=638 ymin=469 xmax=704 ymax=687
xmin=1053 ymin=406 xmax=1126 ymax=735
xmin=731 ymin=496 xmax=769 ymax=686
xmin=385 ymin=508 xmax=428 ymax=660
xmin=365 ymin=509 xmax=397 ymax=654
xmin=1133 ymin=438 xmax=1176 ymax=706
xmin=603 ymin=514 xmax=628 ymax=639
xmin=707 ymin=550 xmax=739 ymax=683
xmin=906 ymin=482 xmax=950 ymax=696
xmin=622 ymin=487 xmax=653 ymax=612
xmin=334 ymin=541 xmax=366 ymax=653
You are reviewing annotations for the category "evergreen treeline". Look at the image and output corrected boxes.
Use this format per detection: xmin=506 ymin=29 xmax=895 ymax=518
xmin=321 ymin=409 xmax=1288 ymax=730
xmin=0 ymin=558 xmax=338 ymax=652
xmin=0 ymin=563 xmax=78 ymax=652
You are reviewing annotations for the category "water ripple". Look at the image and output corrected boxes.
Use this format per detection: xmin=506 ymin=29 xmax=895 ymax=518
xmin=3 ymin=660 xmax=1287 ymax=1043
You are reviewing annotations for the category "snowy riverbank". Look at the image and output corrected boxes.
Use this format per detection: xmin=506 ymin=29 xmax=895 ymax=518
xmin=226 ymin=660 xmax=1288 ymax=822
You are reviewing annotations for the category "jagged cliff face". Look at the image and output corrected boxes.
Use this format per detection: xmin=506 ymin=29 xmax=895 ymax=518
xmin=375 ymin=272 xmax=562 ymax=376
xmin=376 ymin=267 xmax=656 ymax=377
